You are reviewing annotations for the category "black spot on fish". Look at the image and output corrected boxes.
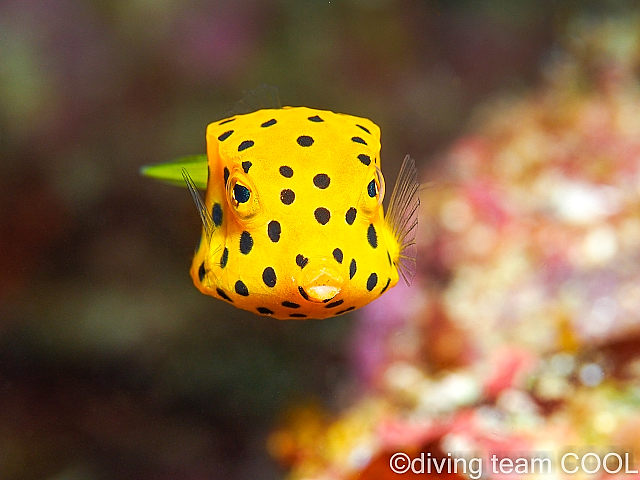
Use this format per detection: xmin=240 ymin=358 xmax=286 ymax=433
xmin=367 ymin=273 xmax=378 ymax=291
xmin=198 ymin=262 xmax=206 ymax=282
xmin=262 ymin=267 xmax=277 ymax=288
xmin=308 ymin=115 xmax=324 ymax=122
xmin=356 ymin=124 xmax=371 ymax=134
xmin=333 ymin=248 xmax=343 ymax=263
xmin=325 ymin=299 xmax=344 ymax=308
xmin=314 ymin=207 xmax=330 ymax=225
xmin=212 ymin=203 xmax=223 ymax=227
xmin=235 ymin=280 xmax=249 ymax=296
xmin=218 ymin=130 xmax=233 ymax=141
xmin=282 ymin=301 xmax=300 ymax=308
xmin=352 ymin=136 xmax=367 ymax=145
xmin=216 ymin=288 xmax=233 ymax=302
xmin=268 ymin=221 xmax=281 ymax=242
xmin=220 ymin=247 xmax=229 ymax=268
xmin=296 ymin=254 xmax=308 ymax=269
xmin=349 ymin=259 xmax=357 ymax=279
xmin=380 ymin=278 xmax=391 ymax=294
xmin=257 ymin=307 xmax=274 ymax=314
xmin=313 ymin=174 xmax=330 ymax=189
xmin=297 ymin=135 xmax=314 ymax=147
xmin=224 ymin=167 xmax=230 ymax=186
xmin=219 ymin=118 xmax=235 ymax=125
xmin=279 ymin=166 xmax=293 ymax=178
xmin=298 ymin=286 xmax=309 ymax=300
xmin=242 ymin=161 xmax=252 ymax=173
xmin=367 ymin=224 xmax=378 ymax=248
xmin=358 ymin=154 xmax=371 ymax=166
xmin=240 ymin=231 xmax=253 ymax=254
xmin=290 ymin=313 xmax=307 ymax=318
xmin=238 ymin=140 xmax=254 ymax=151
xmin=346 ymin=207 xmax=357 ymax=225
xmin=261 ymin=119 xmax=277 ymax=127
xmin=281 ymin=189 xmax=295 ymax=205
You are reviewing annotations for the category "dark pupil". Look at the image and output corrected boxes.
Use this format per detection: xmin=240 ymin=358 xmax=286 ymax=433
xmin=367 ymin=179 xmax=377 ymax=198
xmin=234 ymin=184 xmax=251 ymax=203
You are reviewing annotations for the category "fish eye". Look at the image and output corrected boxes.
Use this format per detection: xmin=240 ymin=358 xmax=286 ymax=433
xmin=367 ymin=179 xmax=377 ymax=198
xmin=358 ymin=166 xmax=385 ymax=215
xmin=233 ymin=183 xmax=251 ymax=204
xmin=227 ymin=169 xmax=261 ymax=221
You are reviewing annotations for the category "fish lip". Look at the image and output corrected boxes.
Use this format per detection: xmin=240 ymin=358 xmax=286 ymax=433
xmin=296 ymin=260 xmax=343 ymax=303
xmin=298 ymin=285 xmax=340 ymax=303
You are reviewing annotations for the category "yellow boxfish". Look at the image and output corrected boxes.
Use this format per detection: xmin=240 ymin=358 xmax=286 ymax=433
xmin=142 ymin=104 xmax=418 ymax=319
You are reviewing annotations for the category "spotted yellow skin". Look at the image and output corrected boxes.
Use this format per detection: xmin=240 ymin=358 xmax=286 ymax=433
xmin=189 ymin=107 xmax=401 ymax=319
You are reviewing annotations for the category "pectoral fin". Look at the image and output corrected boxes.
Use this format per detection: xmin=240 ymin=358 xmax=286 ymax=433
xmin=385 ymin=155 xmax=419 ymax=286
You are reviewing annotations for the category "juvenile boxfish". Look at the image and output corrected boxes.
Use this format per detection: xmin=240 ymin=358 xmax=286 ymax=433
xmin=142 ymin=105 xmax=419 ymax=319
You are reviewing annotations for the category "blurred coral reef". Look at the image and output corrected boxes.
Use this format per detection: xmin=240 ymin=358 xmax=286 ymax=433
xmin=269 ymin=15 xmax=640 ymax=480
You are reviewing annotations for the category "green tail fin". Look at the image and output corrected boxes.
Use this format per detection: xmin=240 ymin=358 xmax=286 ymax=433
xmin=140 ymin=154 xmax=208 ymax=189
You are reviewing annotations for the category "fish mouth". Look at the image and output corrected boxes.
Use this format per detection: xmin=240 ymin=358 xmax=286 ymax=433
xmin=297 ymin=259 xmax=343 ymax=303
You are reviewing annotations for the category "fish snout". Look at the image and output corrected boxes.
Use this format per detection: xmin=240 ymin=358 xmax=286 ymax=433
xmin=297 ymin=258 xmax=343 ymax=303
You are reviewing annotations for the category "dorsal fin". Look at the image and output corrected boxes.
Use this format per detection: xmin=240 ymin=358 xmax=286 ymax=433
xmin=182 ymin=168 xmax=214 ymax=243
xmin=385 ymin=155 xmax=419 ymax=286
xmin=228 ymin=84 xmax=281 ymax=116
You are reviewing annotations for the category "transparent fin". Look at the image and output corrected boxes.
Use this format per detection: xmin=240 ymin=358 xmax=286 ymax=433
xmin=228 ymin=84 xmax=281 ymax=115
xmin=140 ymin=155 xmax=208 ymax=189
xmin=182 ymin=168 xmax=214 ymax=243
xmin=385 ymin=155 xmax=419 ymax=286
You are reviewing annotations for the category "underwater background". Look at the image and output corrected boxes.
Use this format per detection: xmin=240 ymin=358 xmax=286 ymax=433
xmin=2 ymin=1 xmax=640 ymax=479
